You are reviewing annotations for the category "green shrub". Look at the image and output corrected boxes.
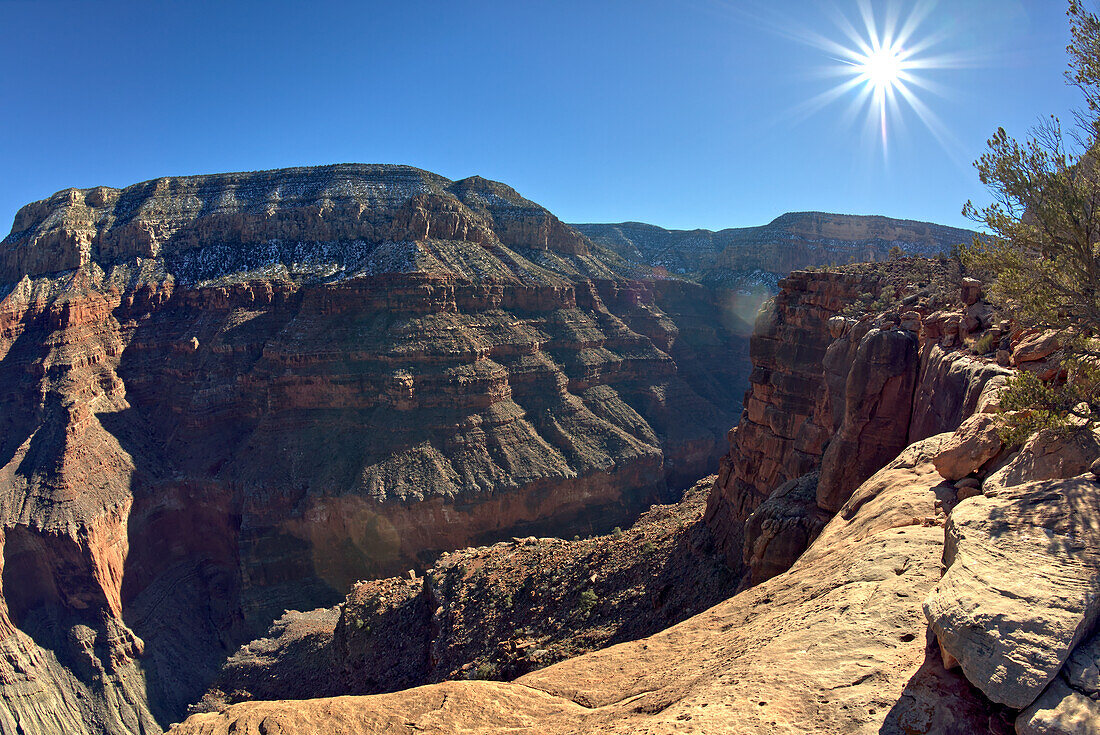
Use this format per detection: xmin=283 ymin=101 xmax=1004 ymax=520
xmin=471 ymin=662 xmax=498 ymax=680
xmin=997 ymin=354 xmax=1099 ymax=445
xmin=971 ymin=332 xmax=997 ymax=355
xmin=578 ymin=589 xmax=598 ymax=615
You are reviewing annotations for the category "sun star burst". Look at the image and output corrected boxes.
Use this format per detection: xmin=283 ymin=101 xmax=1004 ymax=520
xmin=784 ymin=0 xmax=969 ymax=160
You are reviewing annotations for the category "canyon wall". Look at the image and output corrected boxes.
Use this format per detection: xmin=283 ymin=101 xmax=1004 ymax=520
xmin=0 ymin=166 xmax=749 ymax=734
xmin=705 ymin=262 xmax=1010 ymax=582
xmin=0 ymin=167 xmax=1003 ymax=735
xmin=166 ymin=260 xmax=1100 ymax=735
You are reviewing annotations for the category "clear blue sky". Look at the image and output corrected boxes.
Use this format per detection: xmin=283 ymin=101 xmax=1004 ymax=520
xmin=0 ymin=0 xmax=1083 ymax=232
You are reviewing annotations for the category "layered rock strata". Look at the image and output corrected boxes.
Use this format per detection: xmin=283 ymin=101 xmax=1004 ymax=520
xmin=707 ymin=261 xmax=1010 ymax=580
xmin=167 ymin=263 xmax=1100 ymax=735
xmin=575 ymin=212 xmax=975 ymax=277
xmin=0 ymin=166 xmax=749 ymax=734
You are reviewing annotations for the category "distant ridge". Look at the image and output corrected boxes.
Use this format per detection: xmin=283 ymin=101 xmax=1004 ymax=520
xmin=572 ymin=212 xmax=976 ymax=278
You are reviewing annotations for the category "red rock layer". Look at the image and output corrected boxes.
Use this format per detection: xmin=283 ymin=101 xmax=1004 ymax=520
xmin=0 ymin=270 xmax=746 ymax=733
xmin=705 ymin=265 xmax=1009 ymax=575
xmin=704 ymin=271 xmax=875 ymax=565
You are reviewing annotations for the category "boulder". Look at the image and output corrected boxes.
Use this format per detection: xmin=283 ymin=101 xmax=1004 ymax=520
xmin=827 ymin=315 xmax=855 ymax=339
xmin=932 ymin=412 xmax=1004 ymax=481
xmin=1016 ymin=677 xmax=1100 ymax=735
xmin=1013 ymin=330 xmax=1061 ymax=364
xmin=976 ymin=375 xmax=1008 ymax=414
xmin=741 ymin=473 xmax=828 ymax=585
xmin=961 ymin=277 xmax=982 ymax=306
xmin=983 ymin=429 xmax=1100 ymax=496
xmin=944 ymin=313 xmax=962 ymax=336
xmin=962 ymin=303 xmax=993 ymax=335
xmin=923 ymin=475 xmax=1100 ymax=708
xmin=954 ymin=477 xmax=981 ymax=501
xmin=1017 ymin=633 xmax=1100 ymax=735
xmin=922 ymin=310 xmax=950 ymax=341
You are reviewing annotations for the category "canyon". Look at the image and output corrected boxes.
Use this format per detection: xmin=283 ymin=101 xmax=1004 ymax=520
xmin=169 ymin=256 xmax=1100 ymax=735
xmin=3 ymin=164 xmax=1064 ymax=735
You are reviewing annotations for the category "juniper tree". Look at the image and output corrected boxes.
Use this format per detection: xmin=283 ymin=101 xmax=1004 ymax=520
xmin=962 ymin=0 xmax=1100 ymax=438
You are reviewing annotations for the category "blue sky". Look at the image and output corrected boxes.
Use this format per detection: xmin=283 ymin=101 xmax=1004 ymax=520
xmin=0 ymin=0 xmax=1082 ymax=232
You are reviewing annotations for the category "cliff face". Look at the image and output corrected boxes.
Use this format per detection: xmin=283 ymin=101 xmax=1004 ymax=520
xmin=706 ymin=261 xmax=1008 ymax=579
xmin=0 ymin=166 xmax=749 ymax=733
xmin=1 ymin=166 xmax=589 ymax=282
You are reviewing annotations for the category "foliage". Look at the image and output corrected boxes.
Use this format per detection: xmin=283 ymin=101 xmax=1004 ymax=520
xmin=962 ymin=1 xmax=1100 ymax=436
xmin=188 ymin=688 xmax=229 ymax=715
xmin=889 ymin=245 xmax=905 ymax=260
xmin=997 ymin=351 xmax=1100 ymax=444
xmin=970 ymin=331 xmax=997 ymax=355
xmin=577 ymin=588 xmax=598 ymax=615
xmin=963 ymin=2 xmax=1100 ymax=333
xmin=471 ymin=661 xmax=499 ymax=680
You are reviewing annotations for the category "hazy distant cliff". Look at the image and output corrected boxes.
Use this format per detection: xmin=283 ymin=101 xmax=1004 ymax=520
xmin=574 ymin=212 xmax=975 ymax=278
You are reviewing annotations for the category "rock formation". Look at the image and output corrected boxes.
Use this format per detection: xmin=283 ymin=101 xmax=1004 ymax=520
xmin=166 ymin=262 xmax=1100 ymax=735
xmin=707 ymin=259 xmax=1009 ymax=580
xmin=200 ymin=478 xmax=736 ymax=705
xmin=0 ymin=165 xmax=750 ymax=733
xmin=167 ymin=432 xmax=1012 ymax=735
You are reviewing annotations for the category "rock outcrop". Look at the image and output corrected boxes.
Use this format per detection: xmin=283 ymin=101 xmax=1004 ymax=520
xmin=1018 ymin=631 xmax=1100 ymax=734
xmin=204 ymin=479 xmax=737 ymax=703
xmin=924 ymin=475 xmax=1100 ymax=709
xmin=706 ymin=261 xmax=1011 ymax=577
xmin=704 ymin=270 xmax=878 ymax=567
xmin=0 ymin=166 xmax=750 ymax=733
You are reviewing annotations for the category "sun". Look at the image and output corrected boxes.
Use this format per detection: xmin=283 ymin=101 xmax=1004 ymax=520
xmin=859 ymin=46 xmax=905 ymax=90
xmin=782 ymin=0 xmax=969 ymax=159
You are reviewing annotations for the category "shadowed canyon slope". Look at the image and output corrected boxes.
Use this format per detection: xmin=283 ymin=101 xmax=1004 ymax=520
xmin=0 ymin=166 xmax=991 ymax=735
